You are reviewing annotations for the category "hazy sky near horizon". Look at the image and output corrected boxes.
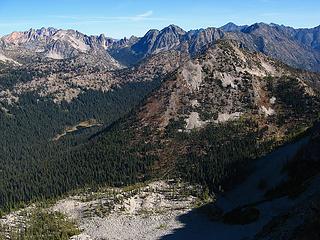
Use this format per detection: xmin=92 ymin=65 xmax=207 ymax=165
xmin=0 ymin=0 xmax=319 ymax=38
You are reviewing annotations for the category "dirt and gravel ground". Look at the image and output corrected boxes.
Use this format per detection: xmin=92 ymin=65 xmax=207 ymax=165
xmin=52 ymin=180 xmax=208 ymax=240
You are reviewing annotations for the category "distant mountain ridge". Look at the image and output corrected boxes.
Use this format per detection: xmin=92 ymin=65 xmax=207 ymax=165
xmin=0 ymin=27 xmax=121 ymax=69
xmin=1 ymin=22 xmax=320 ymax=71
xmin=116 ymin=22 xmax=320 ymax=71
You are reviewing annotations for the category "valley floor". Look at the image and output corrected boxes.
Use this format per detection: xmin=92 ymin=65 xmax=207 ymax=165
xmin=1 ymin=136 xmax=318 ymax=240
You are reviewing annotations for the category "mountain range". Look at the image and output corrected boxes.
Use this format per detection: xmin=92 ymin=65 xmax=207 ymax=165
xmin=1 ymin=22 xmax=320 ymax=71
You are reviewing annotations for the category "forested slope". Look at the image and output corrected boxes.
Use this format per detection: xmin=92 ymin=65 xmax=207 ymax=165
xmin=1 ymin=40 xmax=320 ymax=212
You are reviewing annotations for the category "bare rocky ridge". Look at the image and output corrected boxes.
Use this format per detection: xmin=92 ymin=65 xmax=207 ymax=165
xmin=137 ymin=40 xmax=319 ymax=134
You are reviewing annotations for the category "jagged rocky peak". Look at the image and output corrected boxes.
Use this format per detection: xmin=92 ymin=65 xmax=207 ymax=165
xmin=85 ymin=33 xmax=116 ymax=50
xmin=241 ymin=22 xmax=284 ymax=34
xmin=97 ymin=33 xmax=106 ymax=40
xmin=46 ymin=29 xmax=92 ymax=57
xmin=150 ymin=25 xmax=185 ymax=53
xmin=34 ymin=27 xmax=58 ymax=38
xmin=52 ymin=29 xmax=85 ymax=41
xmin=220 ymin=22 xmax=248 ymax=32
xmin=95 ymin=33 xmax=108 ymax=49
xmin=132 ymin=25 xmax=187 ymax=56
xmin=131 ymin=29 xmax=160 ymax=54
xmin=116 ymin=36 xmax=129 ymax=46
xmin=126 ymin=22 xmax=320 ymax=71
xmin=0 ymin=27 xmax=122 ymax=67
xmin=124 ymin=35 xmax=139 ymax=44
xmin=220 ymin=22 xmax=238 ymax=30
xmin=2 ymin=27 xmax=58 ymax=45
xmin=187 ymin=27 xmax=225 ymax=54
xmin=145 ymin=29 xmax=161 ymax=37
xmin=161 ymin=24 xmax=186 ymax=35
xmin=110 ymin=35 xmax=138 ymax=49
xmin=128 ymin=25 xmax=225 ymax=63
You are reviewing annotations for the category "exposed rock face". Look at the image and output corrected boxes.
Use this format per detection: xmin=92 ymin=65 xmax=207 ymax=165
xmin=181 ymin=61 xmax=202 ymax=91
xmin=227 ymin=23 xmax=320 ymax=72
xmin=131 ymin=29 xmax=160 ymax=56
xmin=149 ymin=25 xmax=186 ymax=53
xmin=0 ymin=52 xmax=20 ymax=65
xmin=271 ymin=24 xmax=320 ymax=51
xmin=2 ymin=27 xmax=58 ymax=46
xmin=186 ymin=27 xmax=225 ymax=55
xmin=0 ymin=27 xmax=120 ymax=69
xmin=185 ymin=112 xmax=205 ymax=130
xmin=114 ymin=25 xmax=225 ymax=65
xmin=130 ymin=25 xmax=186 ymax=56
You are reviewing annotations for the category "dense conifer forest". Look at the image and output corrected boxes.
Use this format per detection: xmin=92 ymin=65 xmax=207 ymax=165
xmin=0 ymin=69 xmax=162 ymax=211
xmin=0 ymin=69 xmax=318 ymax=212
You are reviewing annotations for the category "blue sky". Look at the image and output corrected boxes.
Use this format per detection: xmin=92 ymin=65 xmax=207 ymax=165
xmin=0 ymin=0 xmax=319 ymax=38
